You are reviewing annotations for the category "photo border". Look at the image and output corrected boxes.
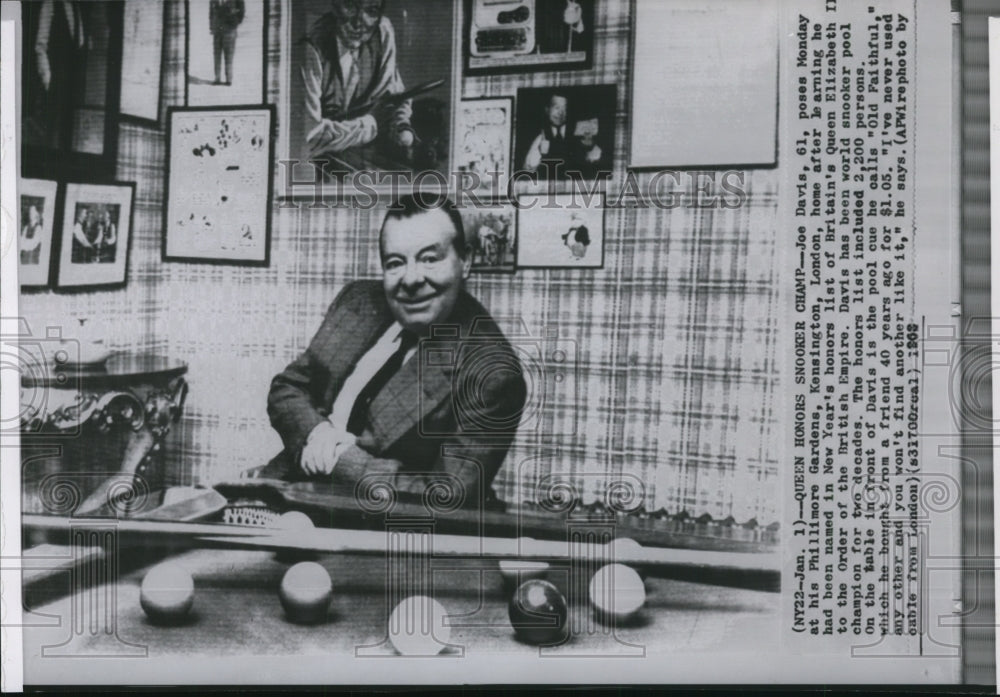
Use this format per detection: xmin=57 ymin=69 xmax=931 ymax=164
xmin=53 ymin=180 xmax=137 ymax=292
xmin=514 ymin=191 xmax=606 ymax=270
xmin=17 ymin=178 xmax=60 ymax=290
xmin=162 ymin=104 xmax=276 ymax=267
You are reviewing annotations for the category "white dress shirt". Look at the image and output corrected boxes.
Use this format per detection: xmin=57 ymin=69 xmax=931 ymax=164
xmin=320 ymin=322 xmax=418 ymax=466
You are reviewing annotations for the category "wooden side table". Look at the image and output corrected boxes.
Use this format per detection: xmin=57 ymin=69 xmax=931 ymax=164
xmin=21 ymin=353 xmax=188 ymax=517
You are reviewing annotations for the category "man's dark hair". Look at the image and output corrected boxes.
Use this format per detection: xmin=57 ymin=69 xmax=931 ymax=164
xmin=380 ymin=193 xmax=467 ymax=259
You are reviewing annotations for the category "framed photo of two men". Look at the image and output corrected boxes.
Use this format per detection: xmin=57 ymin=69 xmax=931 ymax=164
xmin=279 ymin=0 xmax=459 ymax=191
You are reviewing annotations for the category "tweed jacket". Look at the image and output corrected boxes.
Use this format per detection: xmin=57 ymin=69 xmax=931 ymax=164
xmin=264 ymin=280 xmax=527 ymax=507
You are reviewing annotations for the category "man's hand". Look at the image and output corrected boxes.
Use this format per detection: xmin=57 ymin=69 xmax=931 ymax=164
xmin=584 ymin=144 xmax=602 ymax=163
xmin=300 ymin=421 xmax=356 ymax=476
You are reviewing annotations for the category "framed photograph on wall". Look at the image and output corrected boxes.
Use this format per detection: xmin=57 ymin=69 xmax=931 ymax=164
xmin=19 ymin=178 xmax=59 ymax=288
xmin=21 ymin=0 xmax=123 ymax=180
xmin=629 ymin=0 xmax=778 ymax=167
xmin=120 ymin=0 xmax=166 ymax=124
xmin=516 ymin=193 xmax=604 ymax=269
xmin=185 ymin=0 xmax=266 ymax=106
xmin=279 ymin=0 xmax=459 ymax=195
xmin=454 ymin=97 xmax=514 ymax=189
xmin=513 ymin=84 xmax=615 ymax=181
xmin=163 ymin=106 xmax=274 ymax=265
xmin=55 ymin=182 xmax=135 ymax=290
xmin=459 ymin=199 xmax=516 ymax=274
xmin=463 ymin=0 xmax=594 ymax=74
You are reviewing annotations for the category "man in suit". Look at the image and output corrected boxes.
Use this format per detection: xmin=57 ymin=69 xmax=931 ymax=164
xmin=264 ymin=194 xmax=527 ymax=508
xmin=210 ymin=0 xmax=245 ymax=86
xmin=522 ymin=92 xmax=604 ymax=179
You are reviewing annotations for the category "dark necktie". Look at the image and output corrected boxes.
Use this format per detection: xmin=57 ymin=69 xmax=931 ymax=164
xmin=346 ymin=330 xmax=418 ymax=436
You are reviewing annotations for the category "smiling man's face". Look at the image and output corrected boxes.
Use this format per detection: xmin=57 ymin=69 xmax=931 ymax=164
xmin=381 ymin=207 xmax=471 ymax=333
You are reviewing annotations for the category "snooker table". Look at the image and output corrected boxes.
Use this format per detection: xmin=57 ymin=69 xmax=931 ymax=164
xmin=20 ymin=484 xmax=781 ymax=684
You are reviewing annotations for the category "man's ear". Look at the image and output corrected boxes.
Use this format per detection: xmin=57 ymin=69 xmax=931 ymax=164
xmin=461 ymin=253 xmax=472 ymax=279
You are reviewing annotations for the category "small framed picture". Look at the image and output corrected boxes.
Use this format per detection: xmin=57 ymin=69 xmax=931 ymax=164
xmin=460 ymin=199 xmax=516 ymax=274
xmin=513 ymin=84 xmax=616 ymax=181
xmin=464 ymin=0 xmax=595 ymax=74
xmin=185 ymin=0 xmax=266 ymax=106
xmin=454 ymin=97 xmax=514 ymax=190
xmin=56 ymin=182 xmax=136 ymax=290
xmin=516 ymin=193 xmax=604 ymax=269
xmin=163 ymin=106 xmax=274 ymax=265
xmin=19 ymin=178 xmax=59 ymax=288
xmin=120 ymin=0 xmax=166 ymax=125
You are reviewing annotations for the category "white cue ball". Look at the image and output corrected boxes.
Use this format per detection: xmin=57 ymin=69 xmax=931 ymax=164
xmin=140 ymin=562 xmax=195 ymax=622
xmin=279 ymin=561 xmax=333 ymax=624
xmin=608 ymin=537 xmax=647 ymax=580
xmin=388 ymin=595 xmax=451 ymax=656
xmin=276 ymin=510 xmax=314 ymax=530
xmin=274 ymin=511 xmax=317 ymax=562
xmin=589 ymin=563 xmax=646 ymax=622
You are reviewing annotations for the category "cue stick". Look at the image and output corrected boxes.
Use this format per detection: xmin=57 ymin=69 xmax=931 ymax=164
xmin=22 ymin=514 xmax=780 ymax=578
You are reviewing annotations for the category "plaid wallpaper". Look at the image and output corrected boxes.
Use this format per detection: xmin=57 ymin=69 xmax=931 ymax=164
xmin=22 ymin=0 xmax=781 ymax=524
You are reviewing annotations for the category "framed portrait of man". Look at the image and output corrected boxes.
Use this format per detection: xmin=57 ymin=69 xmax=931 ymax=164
xmin=278 ymin=0 xmax=460 ymax=196
xmin=513 ymin=84 xmax=616 ymax=181
xmin=20 ymin=0 xmax=124 ymax=180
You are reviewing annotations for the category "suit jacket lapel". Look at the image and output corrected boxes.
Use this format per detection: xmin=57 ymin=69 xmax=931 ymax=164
xmin=365 ymin=290 xmax=483 ymax=451
xmin=324 ymin=286 xmax=393 ymax=407
xmin=366 ymin=345 xmax=453 ymax=450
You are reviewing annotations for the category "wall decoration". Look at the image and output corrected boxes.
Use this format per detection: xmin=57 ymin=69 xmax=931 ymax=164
xmin=629 ymin=0 xmax=778 ymax=167
xmin=120 ymin=0 xmax=165 ymax=124
xmin=460 ymin=199 xmax=516 ymax=273
xmin=464 ymin=0 xmax=594 ymax=74
xmin=516 ymin=193 xmax=604 ymax=269
xmin=55 ymin=182 xmax=135 ymax=289
xmin=21 ymin=0 xmax=123 ymax=180
xmin=454 ymin=97 xmax=514 ymax=189
xmin=279 ymin=0 xmax=459 ymax=193
xmin=163 ymin=106 xmax=274 ymax=265
xmin=186 ymin=0 xmax=266 ymax=106
xmin=513 ymin=84 xmax=615 ymax=181
xmin=19 ymin=178 xmax=59 ymax=288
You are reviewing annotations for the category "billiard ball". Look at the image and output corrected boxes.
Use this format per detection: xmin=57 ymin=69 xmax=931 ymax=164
xmin=140 ymin=561 xmax=195 ymax=623
xmin=508 ymin=579 xmax=569 ymax=645
xmin=276 ymin=510 xmax=313 ymax=530
xmin=388 ymin=595 xmax=451 ymax=656
xmin=607 ymin=538 xmax=647 ymax=580
xmin=274 ymin=510 xmax=317 ymax=563
xmin=278 ymin=561 xmax=332 ymax=624
xmin=589 ymin=563 xmax=646 ymax=623
xmin=498 ymin=559 xmax=550 ymax=592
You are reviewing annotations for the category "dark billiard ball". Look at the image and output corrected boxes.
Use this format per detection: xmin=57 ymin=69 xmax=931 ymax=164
xmin=508 ymin=579 xmax=569 ymax=645
xmin=278 ymin=561 xmax=332 ymax=624
xmin=140 ymin=562 xmax=195 ymax=623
